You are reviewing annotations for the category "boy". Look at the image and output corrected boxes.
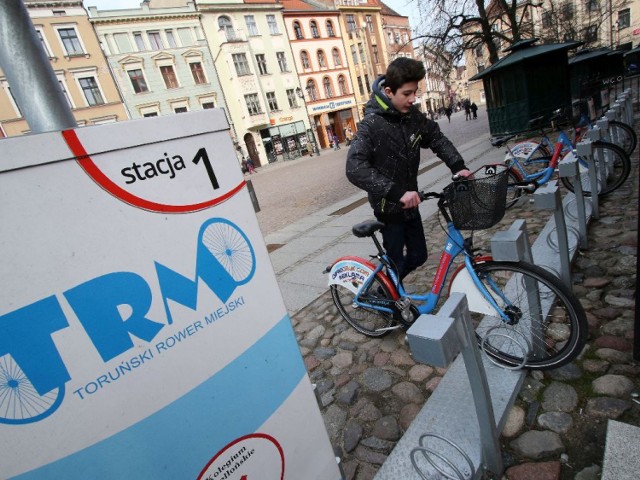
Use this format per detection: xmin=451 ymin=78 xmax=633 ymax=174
xmin=346 ymin=58 xmax=470 ymax=282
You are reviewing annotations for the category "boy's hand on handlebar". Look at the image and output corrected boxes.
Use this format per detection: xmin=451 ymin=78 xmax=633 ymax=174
xmin=399 ymin=191 xmax=421 ymax=209
xmin=453 ymin=168 xmax=472 ymax=179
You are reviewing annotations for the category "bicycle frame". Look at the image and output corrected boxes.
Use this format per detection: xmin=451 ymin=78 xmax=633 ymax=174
xmin=352 ymin=222 xmax=513 ymax=323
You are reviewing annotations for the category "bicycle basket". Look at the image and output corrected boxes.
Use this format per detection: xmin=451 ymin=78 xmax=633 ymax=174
xmin=443 ymin=165 xmax=509 ymax=230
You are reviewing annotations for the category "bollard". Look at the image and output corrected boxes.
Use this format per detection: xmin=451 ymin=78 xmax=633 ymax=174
xmin=245 ymin=179 xmax=261 ymax=213
xmin=576 ymin=140 xmax=600 ymax=219
xmin=559 ymin=153 xmax=589 ymax=249
xmin=532 ymin=181 xmax=572 ymax=289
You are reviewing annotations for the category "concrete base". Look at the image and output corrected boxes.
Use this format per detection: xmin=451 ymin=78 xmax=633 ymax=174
xmin=602 ymin=420 xmax=640 ymax=480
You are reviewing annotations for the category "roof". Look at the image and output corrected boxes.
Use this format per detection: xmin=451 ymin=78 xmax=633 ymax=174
xmin=469 ymin=39 xmax=582 ymax=81
xmin=568 ymin=48 xmax=612 ymax=65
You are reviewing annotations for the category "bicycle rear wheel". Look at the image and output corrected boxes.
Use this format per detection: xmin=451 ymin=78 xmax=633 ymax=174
xmin=608 ymin=120 xmax=637 ymax=155
xmin=505 ymin=141 xmax=552 ymax=176
xmin=560 ymin=141 xmax=630 ymax=197
xmin=330 ymin=276 xmax=395 ymax=337
xmin=469 ymin=261 xmax=587 ymax=370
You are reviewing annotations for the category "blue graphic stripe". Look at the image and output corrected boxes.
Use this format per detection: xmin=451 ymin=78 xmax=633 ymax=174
xmin=12 ymin=315 xmax=305 ymax=479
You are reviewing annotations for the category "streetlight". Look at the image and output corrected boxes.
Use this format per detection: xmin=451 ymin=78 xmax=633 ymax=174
xmin=296 ymin=86 xmax=320 ymax=155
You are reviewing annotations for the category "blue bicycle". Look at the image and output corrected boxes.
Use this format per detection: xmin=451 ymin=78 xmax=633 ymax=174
xmin=326 ymin=167 xmax=587 ymax=370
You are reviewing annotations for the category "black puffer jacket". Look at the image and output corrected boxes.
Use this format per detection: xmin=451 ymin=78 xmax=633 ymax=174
xmin=346 ymin=75 xmax=467 ymax=222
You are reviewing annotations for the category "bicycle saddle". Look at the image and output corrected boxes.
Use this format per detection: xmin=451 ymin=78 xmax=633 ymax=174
xmin=490 ymin=134 xmax=515 ymax=147
xmin=352 ymin=220 xmax=385 ymax=238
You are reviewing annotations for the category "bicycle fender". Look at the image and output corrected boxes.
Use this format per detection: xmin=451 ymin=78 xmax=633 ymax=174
xmin=327 ymin=256 xmax=398 ymax=299
xmin=504 ymin=141 xmax=542 ymax=162
xmin=448 ymin=257 xmax=494 ymax=315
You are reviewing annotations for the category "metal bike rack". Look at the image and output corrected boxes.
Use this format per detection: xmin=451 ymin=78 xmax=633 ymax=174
xmin=531 ymin=181 xmax=573 ymax=289
xmin=405 ymin=294 xmax=504 ymax=479
xmin=596 ymin=117 xmax=610 ymax=143
xmin=558 ymin=154 xmax=589 ymax=249
xmin=576 ymin=139 xmax=601 ymax=220
xmin=604 ymin=111 xmax=621 ymax=147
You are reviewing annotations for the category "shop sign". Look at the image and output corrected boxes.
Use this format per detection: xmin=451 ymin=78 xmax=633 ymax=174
xmin=310 ymin=98 xmax=354 ymax=113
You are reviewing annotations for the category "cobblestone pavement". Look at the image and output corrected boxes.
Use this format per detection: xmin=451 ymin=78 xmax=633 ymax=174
xmin=290 ymin=130 xmax=639 ymax=479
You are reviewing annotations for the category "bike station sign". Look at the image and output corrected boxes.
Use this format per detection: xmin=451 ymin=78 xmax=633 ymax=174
xmin=0 ymin=110 xmax=340 ymax=479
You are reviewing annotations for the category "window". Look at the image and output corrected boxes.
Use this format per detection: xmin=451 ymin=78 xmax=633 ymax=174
xmin=586 ymin=0 xmax=599 ymax=12
xmin=189 ymin=62 xmax=207 ymax=84
xmin=148 ymin=31 xmax=163 ymax=50
xmin=618 ymin=8 xmax=631 ymax=29
xmin=35 ymin=28 xmax=52 ymax=57
xmin=301 ymin=51 xmax=310 ymax=69
xmin=338 ymin=75 xmax=347 ymax=96
xmin=317 ymin=50 xmax=327 ymax=68
xmin=266 ymin=92 xmax=279 ymax=111
xmin=373 ymin=45 xmax=379 ymax=64
xmin=286 ymin=89 xmax=298 ymax=108
xmin=57 ymin=78 xmax=74 ymax=109
xmin=218 ymin=16 xmax=236 ymax=41
xmin=477 ymin=64 xmax=485 ymax=73
xmin=144 ymin=112 xmax=158 ymax=117
xmin=276 ymin=52 xmax=289 ymax=72
xmin=346 ymin=14 xmax=356 ymax=33
xmin=267 ymin=14 xmax=279 ymax=35
xmin=244 ymin=93 xmax=262 ymax=115
xmin=245 ymin=15 xmax=259 ymax=36
xmin=542 ymin=11 xmax=552 ymax=28
xmin=78 ymin=77 xmax=104 ymax=105
xmin=584 ymin=24 xmax=598 ymax=43
xmin=127 ymin=68 xmax=148 ymax=93
xmin=332 ymin=48 xmax=342 ymax=66
xmin=475 ymin=45 xmax=483 ymax=57
xmin=394 ymin=33 xmax=400 ymax=44
xmin=310 ymin=21 xmax=320 ymax=38
xmin=561 ymin=3 xmax=574 ymax=20
xmin=364 ymin=74 xmax=371 ymax=94
xmin=133 ymin=32 xmax=145 ymax=51
xmin=114 ymin=33 xmax=133 ymax=53
xmin=351 ymin=45 xmax=358 ymax=64
xmin=358 ymin=44 xmax=365 ymax=63
xmin=232 ymin=53 xmax=251 ymax=75
xmin=323 ymin=77 xmax=333 ymax=98
xmin=256 ymin=54 xmax=268 ymax=75
xmin=175 ymin=106 xmax=188 ymax=113
xmin=365 ymin=15 xmax=374 ymax=32
xmin=202 ymin=101 xmax=215 ymax=109
xmin=357 ymin=76 xmax=364 ymax=96
xmin=306 ymin=80 xmax=318 ymax=101
xmin=293 ymin=21 xmax=303 ymax=39
xmin=326 ymin=20 xmax=335 ymax=37
xmin=177 ymin=27 xmax=193 ymax=46
xmin=58 ymin=27 xmax=83 ymax=55
xmin=2 ymin=82 xmax=22 ymax=117
xmin=165 ymin=30 xmax=177 ymax=48
xmin=160 ymin=65 xmax=179 ymax=88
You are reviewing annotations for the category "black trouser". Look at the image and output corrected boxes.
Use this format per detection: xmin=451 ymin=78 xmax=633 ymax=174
xmin=381 ymin=215 xmax=428 ymax=281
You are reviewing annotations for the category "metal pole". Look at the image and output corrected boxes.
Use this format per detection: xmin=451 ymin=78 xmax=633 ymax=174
xmin=0 ymin=0 xmax=76 ymax=133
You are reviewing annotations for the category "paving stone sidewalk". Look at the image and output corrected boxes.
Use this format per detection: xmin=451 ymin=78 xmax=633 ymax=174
xmin=290 ymin=140 xmax=639 ymax=479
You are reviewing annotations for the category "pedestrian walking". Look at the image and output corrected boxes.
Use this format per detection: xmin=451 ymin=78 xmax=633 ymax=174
xmin=444 ymin=106 xmax=452 ymax=123
xmin=332 ymin=133 xmax=340 ymax=150
xmin=346 ymin=57 xmax=471 ymax=282
xmin=471 ymin=102 xmax=478 ymax=119
xmin=245 ymin=157 xmax=256 ymax=174
xmin=345 ymin=126 xmax=354 ymax=146
xmin=464 ymin=100 xmax=471 ymax=121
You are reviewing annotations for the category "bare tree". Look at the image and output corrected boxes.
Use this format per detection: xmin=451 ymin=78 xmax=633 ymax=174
xmin=405 ymin=0 xmax=541 ymax=65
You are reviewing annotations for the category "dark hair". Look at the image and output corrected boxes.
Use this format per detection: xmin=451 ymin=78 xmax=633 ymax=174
xmin=384 ymin=57 xmax=426 ymax=93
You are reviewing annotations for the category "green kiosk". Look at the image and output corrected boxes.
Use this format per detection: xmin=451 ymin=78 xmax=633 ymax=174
xmin=469 ymin=38 xmax=581 ymax=136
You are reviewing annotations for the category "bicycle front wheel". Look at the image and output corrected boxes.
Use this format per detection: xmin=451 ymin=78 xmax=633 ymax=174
xmin=505 ymin=167 xmax=525 ymax=209
xmin=561 ymin=141 xmax=630 ymax=197
xmin=331 ymin=276 xmax=395 ymax=337
xmin=470 ymin=261 xmax=587 ymax=370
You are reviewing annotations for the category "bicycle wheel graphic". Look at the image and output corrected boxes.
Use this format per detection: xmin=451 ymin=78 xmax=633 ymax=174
xmin=200 ymin=218 xmax=256 ymax=285
xmin=0 ymin=354 xmax=64 ymax=425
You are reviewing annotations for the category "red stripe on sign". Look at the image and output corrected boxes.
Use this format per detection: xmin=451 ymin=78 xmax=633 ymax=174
xmin=62 ymin=129 xmax=245 ymax=213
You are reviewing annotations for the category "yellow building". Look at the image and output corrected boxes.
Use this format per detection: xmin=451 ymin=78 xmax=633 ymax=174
xmin=0 ymin=0 xmax=128 ymax=138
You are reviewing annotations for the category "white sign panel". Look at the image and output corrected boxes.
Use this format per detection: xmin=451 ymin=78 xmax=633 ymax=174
xmin=0 ymin=110 xmax=340 ymax=480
